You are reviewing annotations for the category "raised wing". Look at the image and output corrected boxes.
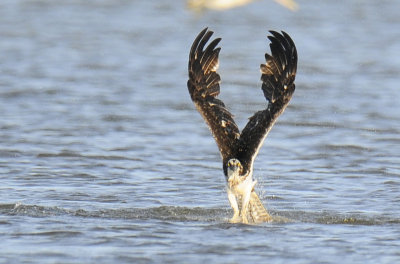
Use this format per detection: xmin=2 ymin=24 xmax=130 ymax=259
xmin=187 ymin=28 xmax=240 ymax=176
xmin=236 ymin=31 xmax=298 ymax=175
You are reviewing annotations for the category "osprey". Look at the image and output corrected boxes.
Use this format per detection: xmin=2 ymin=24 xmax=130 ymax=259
xmin=187 ymin=28 xmax=297 ymax=224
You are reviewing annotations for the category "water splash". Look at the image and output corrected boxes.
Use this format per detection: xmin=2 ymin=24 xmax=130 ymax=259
xmin=3 ymin=203 xmax=399 ymax=226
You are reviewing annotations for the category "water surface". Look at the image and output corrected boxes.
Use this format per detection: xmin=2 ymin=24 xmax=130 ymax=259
xmin=1 ymin=0 xmax=399 ymax=263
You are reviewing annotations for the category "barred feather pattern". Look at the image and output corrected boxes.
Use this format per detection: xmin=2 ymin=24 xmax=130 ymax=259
xmin=235 ymin=190 xmax=271 ymax=223
xmin=247 ymin=191 xmax=272 ymax=223
xmin=188 ymin=28 xmax=298 ymax=224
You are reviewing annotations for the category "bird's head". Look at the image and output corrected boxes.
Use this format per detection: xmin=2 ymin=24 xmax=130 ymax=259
xmin=227 ymin=158 xmax=243 ymax=187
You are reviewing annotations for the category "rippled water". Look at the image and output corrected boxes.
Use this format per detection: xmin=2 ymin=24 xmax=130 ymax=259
xmin=1 ymin=0 xmax=399 ymax=263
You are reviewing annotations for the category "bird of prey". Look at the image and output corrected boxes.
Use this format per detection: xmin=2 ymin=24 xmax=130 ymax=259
xmin=187 ymin=28 xmax=297 ymax=224
xmin=187 ymin=0 xmax=299 ymax=12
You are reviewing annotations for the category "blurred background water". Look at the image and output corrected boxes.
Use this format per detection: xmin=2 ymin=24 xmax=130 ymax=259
xmin=0 ymin=0 xmax=399 ymax=263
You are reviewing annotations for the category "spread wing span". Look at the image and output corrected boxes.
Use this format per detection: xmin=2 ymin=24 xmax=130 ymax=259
xmin=187 ymin=28 xmax=240 ymax=174
xmin=188 ymin=28 xmax=297 ymax=177
xmin=236 ymin=31 xmax=297 ymax=174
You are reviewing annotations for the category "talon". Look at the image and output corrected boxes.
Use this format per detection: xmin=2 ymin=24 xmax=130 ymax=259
xmin=241 ymin=215 xmax=248 ymax=224
xmin=229 ymin=213 xmax=241 ymax=223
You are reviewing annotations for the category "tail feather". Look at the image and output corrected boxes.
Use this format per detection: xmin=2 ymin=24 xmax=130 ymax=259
xmin=247 ymin=191 xmax=272 ymax=223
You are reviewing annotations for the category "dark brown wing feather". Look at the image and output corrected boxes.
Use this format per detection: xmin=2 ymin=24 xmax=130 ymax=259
xmin=187 ymin=28 xmax=240 ymax=176
xmin=235 ymin=31 xmax=297 ymax=175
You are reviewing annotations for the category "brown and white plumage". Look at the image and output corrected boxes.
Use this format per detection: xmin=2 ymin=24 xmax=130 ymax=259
xmin=187 ymin=28 xmax=297 ymax=224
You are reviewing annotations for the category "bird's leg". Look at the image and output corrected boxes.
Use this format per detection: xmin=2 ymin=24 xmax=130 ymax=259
xmin=240 ymin=191 xmax=251 ymax=224
xmin=227 ymin=188 xmax=240 ymax=223
xmin=240 ymin=179 xmax=257 ymax=224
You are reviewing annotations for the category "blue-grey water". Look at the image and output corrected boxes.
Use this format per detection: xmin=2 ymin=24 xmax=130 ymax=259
xmin=1 ymin=0 xmax=400 ymax=263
